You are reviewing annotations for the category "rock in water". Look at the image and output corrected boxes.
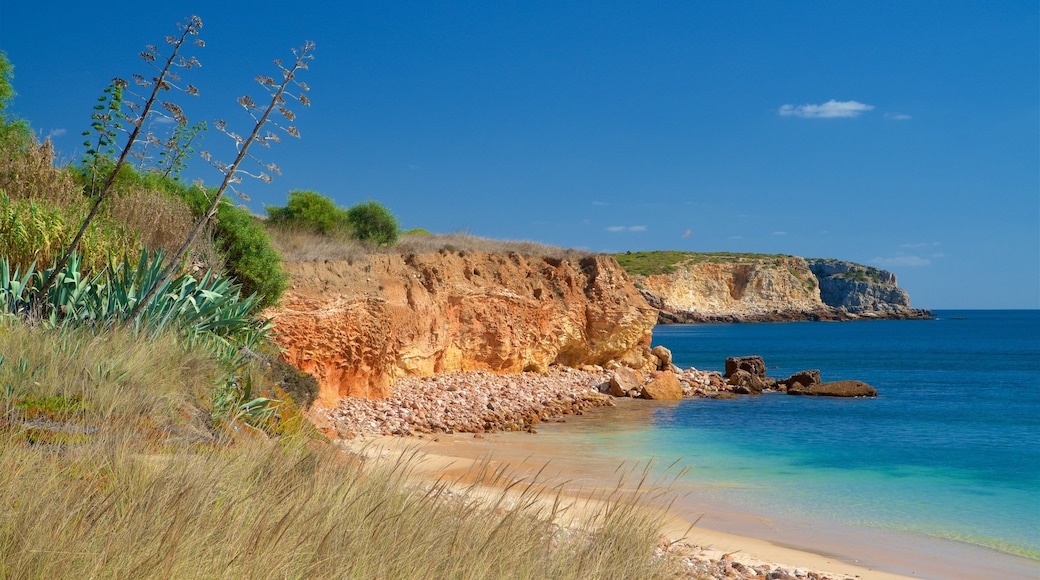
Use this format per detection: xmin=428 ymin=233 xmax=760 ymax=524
xmin=725 ymin=355 xmax=766 ymax=379
xmin=778 ymin=370 xmax=821 ymax=391
xmin=787 ymin=380 xmax=877 ymax=397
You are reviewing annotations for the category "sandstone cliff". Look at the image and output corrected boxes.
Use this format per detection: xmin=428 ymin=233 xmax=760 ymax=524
xmin=266 ymin=251 xmax=659 ymax=407
xmin=615 ymin=252 xmax=931 ymax=323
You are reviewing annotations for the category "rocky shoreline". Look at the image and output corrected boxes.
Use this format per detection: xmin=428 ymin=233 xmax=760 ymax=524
xmin=310 ymin=352 xmax=874 ymax=438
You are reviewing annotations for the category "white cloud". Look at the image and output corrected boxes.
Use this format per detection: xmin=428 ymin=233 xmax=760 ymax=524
xmin=591 ymin=201 xmax=609 ymax=206
xmin=606 ymin=225 xmax=646 ymax=233
xmin=45 ymin=128 xmax=67 ymax=139
xmin=773 ymin=231 xmax=787 ymax=236
xmin=778 ymin=100 xmax=875 ymax=119
xmin=869 ymin=255 xmax=931 ymax=267
xmin=884 ymin=113 xmax=912 ymax=120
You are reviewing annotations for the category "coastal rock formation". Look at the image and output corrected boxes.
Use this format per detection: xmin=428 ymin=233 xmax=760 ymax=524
xmin=787 ymin=380 xmax=877 ymax=397
xmin=617 ymin=252 xmax=932 ymax=323
xmin=636 ymin=256 xmax=826 ymax=323
xmin=266 ymin=252 xmax=659 ymax=407
xmin=806 ymin=259 xmax=932 ymax=318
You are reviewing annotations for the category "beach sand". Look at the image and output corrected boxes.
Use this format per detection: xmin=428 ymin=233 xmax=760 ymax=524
xmin=337 ymin=423 xmax=1038 ymax=580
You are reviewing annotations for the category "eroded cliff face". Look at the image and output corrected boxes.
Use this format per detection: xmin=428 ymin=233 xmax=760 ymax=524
xmin=626 ymin=254 xmax=931 ymax=323
xmin=636 ymin=256 xmax=831 ymax=322
xmin=266 ymin=252 xmax=659 ymax=407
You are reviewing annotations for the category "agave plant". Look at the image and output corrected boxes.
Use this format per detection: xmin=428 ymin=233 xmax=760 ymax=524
xmin=0 ymin=258 xmax=35 ymax=318
xmin=1 ymin=250 xmax=280 ymax=425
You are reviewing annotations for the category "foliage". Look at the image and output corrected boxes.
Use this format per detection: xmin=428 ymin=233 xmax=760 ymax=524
xmin=211 ymin=201 xmax=287 ymax=310
xmin=345 ymin=199 xmax=400 ymax=246
xmin=0 ymin=190 xmax=140 ymax=274
xmin=612 ymin=251 xmax=689 ymax=276
xmin=613 ymin=250 xmax=796 ymax=277
xmin=0 ymin=51 xmax=30 ymax=147
xmin=0 ymin=251 xmax=269 ymax=356
xmin=45 ymin=16 xmax=205 ymax=299
xmin=266 ymin=189 xmax=350 ymax=235
xmin=80 ymin=82 xmax=125 ymax=192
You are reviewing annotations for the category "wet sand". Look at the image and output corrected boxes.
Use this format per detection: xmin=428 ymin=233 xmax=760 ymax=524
xmin=338 ymin=401 xmax=1039 ymax=580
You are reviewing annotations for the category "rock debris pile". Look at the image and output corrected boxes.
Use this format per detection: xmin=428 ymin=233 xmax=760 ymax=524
xmin=314 ymin=349 xmax=877 ymax=438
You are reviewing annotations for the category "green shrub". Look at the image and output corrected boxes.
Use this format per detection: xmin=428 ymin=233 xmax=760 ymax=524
xmin=212 ymin=202 xmax=287 ymax=310
xmin=266 ymin=190 xmax=350 ymax=236
xmin=346 ymin=200 xmax=399 ymax=246
xmin=176 ymin=186 xmax=287 ymax=310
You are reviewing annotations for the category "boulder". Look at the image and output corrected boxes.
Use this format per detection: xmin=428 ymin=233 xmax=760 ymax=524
xmin=787 ymin=380 xmax=877 ymax=397
xmin=641 ymin=371 xmax=684 ymax=400
xmin=610 ymin=367 xmax=644 ymax=397
xmin=727 ymin=369 xmax=773 ymax=394
xmin=651 ymin=345 xmax=673 ymax=369
xmin=725 ymin=355 xmax=766 ymax=379
xmin=779 ymin=370 xmax=821 ymax=391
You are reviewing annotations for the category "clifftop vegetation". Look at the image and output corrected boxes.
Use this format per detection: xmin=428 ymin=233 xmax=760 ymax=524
xmin=613 ymin=250 xmax=797 ymax=277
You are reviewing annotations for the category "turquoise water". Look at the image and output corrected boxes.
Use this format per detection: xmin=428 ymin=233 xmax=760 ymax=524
xmin=550 ymin=311 xmax=1040 ymax=561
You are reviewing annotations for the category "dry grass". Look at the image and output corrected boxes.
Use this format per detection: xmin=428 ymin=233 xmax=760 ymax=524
xmin=270 ymin=227 xmax=592 ymax=264
xmin=0 ymin=136 xmax=220 ymax=273
xmin=0 ymin=433 xmax=676 ymax=579
xmin=0 ymin=323 xmax=221 ymax=443
xmin=0 ymin=322 xmax=681 ymax=580
xmin=104 ymin=187 xmax=222 ymax=272
xmin=0 ymin=138 xmax=81 ymax=208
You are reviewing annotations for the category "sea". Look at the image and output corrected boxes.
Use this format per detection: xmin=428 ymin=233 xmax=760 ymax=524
xmin=528 ymin=310 xmax=1040 ymax=576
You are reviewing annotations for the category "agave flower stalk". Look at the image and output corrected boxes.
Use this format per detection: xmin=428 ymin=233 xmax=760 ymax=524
xmin=128 ymin=41 xmax=314 ymax=323
xmin=39 ymin=15 xmax=203 ymax=300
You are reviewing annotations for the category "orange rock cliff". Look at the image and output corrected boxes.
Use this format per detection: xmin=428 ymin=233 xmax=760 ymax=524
xmin=265 ymin=251 xmax=659 ymax=407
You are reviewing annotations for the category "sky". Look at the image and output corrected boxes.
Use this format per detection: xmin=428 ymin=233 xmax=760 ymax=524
xmin=1 ymin=1 xmax=1037 ymax=309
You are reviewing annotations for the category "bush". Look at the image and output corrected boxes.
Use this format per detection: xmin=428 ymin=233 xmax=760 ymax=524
xmin=266 ymin=190 xmax=350 ymax=236
xmin=346 ymin=200 xmax=399 ymax=246
xmin=212 ymin=203 xmax=287 ymax=310
xmin=177 ymin=186 xmax=287 ymax=310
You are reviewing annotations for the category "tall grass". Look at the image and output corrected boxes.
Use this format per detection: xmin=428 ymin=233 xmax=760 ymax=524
xmin=0 ymin=430 xmax=677 ymax=579
xmin=0 ymin=320 xmax=680 ymax=579
xmin=0 ymin=323 xmax=221 ymax=443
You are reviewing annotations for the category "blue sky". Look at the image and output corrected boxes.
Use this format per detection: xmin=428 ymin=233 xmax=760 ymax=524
xmin=2 ymin=1 xmax=1037 ymax=309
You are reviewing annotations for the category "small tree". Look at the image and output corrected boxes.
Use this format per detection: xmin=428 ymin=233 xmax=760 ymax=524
xmin=346 ymin=200 xmax=399 ymax=246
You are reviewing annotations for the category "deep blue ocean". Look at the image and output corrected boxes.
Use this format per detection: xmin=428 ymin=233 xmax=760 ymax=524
xmin=541 ymin=310 xmax=1040 ymax=563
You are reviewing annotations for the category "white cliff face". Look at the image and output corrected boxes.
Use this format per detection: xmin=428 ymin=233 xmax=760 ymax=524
xmin=637 ymin=256 xmax=823 ymax=318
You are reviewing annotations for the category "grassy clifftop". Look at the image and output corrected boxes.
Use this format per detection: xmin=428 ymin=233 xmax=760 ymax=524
xmin=612 ymin=251 xmax=797 ymax=277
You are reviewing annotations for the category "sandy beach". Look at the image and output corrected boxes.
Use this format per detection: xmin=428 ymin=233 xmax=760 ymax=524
xmin=315 ymin=369 xmax=1039 ymax=580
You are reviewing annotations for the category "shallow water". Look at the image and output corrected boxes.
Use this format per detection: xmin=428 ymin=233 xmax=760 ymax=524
xmin=507 ymin=310 xmax=1039 ymax=577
